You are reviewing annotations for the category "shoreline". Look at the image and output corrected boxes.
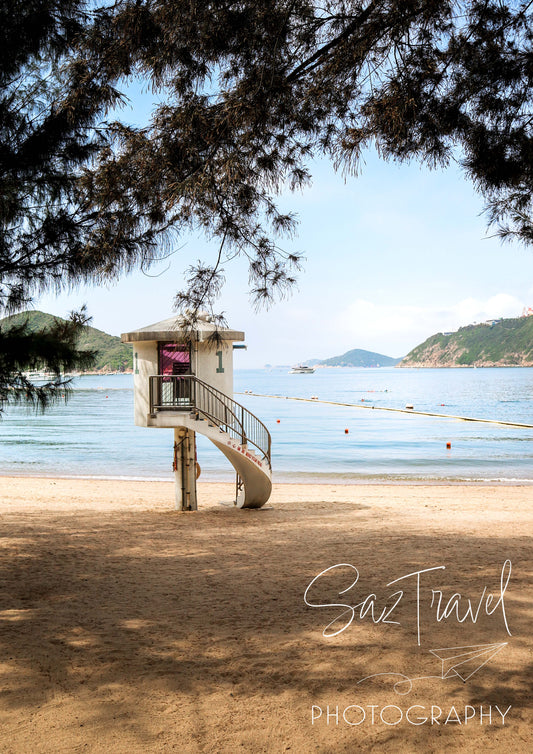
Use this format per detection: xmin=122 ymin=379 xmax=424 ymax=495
xmin=1 ymin=475 xmax=532 ymax=515
xmin=0 ymin=471 xmax=533 ymax=488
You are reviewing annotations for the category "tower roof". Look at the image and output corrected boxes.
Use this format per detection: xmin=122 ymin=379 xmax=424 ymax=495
xmin=121 ymin=312 xmax=244 ymax=343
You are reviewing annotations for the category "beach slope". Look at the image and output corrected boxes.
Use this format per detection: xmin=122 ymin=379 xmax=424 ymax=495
xmin=0 ymin=478 xmax=531 ymax=753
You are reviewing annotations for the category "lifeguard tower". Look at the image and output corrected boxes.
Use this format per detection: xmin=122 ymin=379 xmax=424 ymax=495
xmin=121 ymin=313 xmax=272 ymax=510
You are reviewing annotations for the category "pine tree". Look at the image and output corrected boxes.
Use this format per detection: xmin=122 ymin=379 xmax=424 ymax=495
xmin=2 ymin=2 xmax=533 ymax=410
xmin=0 ymin=1 xmax=170 ymax=409
xmin=80 ymin=0 xmax=533 ymax=309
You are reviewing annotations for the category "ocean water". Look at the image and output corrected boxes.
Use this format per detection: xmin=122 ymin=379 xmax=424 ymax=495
xmin=0 ymin=367 xmax=532 ymax=483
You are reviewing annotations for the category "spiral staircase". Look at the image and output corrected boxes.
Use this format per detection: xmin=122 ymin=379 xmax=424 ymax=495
xmin=147 ymin=375 xmax=272 ymax=508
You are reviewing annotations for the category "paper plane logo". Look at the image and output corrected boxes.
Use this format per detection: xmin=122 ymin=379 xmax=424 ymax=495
xmin=356 ymin=642 xmax=508 ymax=694
xmin=429 ymin=642 xmax=508 ymax=683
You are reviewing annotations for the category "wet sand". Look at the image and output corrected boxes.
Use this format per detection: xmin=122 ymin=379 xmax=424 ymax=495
xmin=0 ymin=477 xmax=531 ymax=753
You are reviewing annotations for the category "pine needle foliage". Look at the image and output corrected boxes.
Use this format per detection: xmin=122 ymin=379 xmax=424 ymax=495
xmin=3 ymin=1 xmax=533 ymax=408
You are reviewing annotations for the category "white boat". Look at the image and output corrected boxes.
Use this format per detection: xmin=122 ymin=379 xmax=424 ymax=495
xmin=289 ymin=365 xmax=315 ymax=374
xmin=23 ymin=370 xmax=55 ymax=381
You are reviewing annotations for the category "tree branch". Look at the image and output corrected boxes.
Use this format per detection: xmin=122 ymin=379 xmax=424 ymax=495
xmin=286 ymin=1 xmax=380 ymax=82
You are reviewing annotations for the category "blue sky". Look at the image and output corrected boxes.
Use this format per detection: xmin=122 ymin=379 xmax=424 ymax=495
xmin=37 ymin=93 xmax=533 ymax=368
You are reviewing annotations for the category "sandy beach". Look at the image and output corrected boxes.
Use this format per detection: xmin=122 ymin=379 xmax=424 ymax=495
xmin=0 ymin=476 xmax=531 ymax=753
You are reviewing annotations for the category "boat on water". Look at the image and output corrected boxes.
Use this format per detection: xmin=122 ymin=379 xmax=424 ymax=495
xmin=23 ymin=370 xmax=79 ymax=381
xmin=23 ymin=370 xmax=55 ymax=381
xmin=289 ymin=365 xmax=315 ymax=374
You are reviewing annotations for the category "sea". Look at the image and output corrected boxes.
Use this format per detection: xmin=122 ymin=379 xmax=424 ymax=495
xmin=0 ymin=367 xmax=532 ymax=484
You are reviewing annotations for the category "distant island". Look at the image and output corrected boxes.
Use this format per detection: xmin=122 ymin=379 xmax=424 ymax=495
xmin=305 ymin=348 xmax=401 ymax=368
xmin=400 ymin=316 xmax=533 ymax=367
xmin=0 ymin=310 xmax=133 ymax=373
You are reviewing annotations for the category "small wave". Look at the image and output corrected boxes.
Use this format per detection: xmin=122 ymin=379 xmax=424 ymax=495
xmin=72 ymin=387 xmax=133 ymax=393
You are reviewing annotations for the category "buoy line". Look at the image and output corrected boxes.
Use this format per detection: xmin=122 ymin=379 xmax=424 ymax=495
xmin=236 ymin=392 xmax=533 ymax=429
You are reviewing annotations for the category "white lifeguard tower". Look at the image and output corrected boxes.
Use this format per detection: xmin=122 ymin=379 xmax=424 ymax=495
xmin=121 ymin=313 xmax=272 ymax=510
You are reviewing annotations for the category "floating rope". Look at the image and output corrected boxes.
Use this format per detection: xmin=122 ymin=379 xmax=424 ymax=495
xmin=237 ymin=392 xmax=533 ymax=429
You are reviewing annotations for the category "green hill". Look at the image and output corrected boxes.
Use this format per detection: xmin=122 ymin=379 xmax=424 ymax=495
xmin=400 ymin=316 xmax=533 ymax=367
xmin=0 ymin=310 xmax=133 ymax=372
xmin=318 ymin=348 xmax=401 ymax=367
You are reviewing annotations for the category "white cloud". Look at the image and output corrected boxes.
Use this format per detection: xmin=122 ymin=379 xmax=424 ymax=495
xmin=332 ymin=294 xmax=524 ymax=357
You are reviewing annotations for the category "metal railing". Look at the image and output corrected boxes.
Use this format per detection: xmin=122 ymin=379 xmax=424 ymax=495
xmin=149 ymin=374 xmax=271 ymax=467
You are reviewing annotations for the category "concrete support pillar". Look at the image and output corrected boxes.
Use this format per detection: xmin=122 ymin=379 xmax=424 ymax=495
xmin=173 ymin=427 xmax=198 ymax=511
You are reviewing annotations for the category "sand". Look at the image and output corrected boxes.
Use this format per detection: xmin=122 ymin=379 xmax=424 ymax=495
xmin=0 ymin=476 xmax=531 ymax=753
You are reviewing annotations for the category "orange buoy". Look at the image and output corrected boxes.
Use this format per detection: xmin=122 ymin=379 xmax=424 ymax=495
xmin=345 ymin=428 xmax=349 ymax=434
xmin=276 ymin=419 xmax=280 ymax=423
xmin=446 ymin=442 xmax=452 ymax=449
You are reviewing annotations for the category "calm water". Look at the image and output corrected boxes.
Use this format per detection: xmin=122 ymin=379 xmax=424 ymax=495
xmin=0 ymin=367 xmax=532 ymax=483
